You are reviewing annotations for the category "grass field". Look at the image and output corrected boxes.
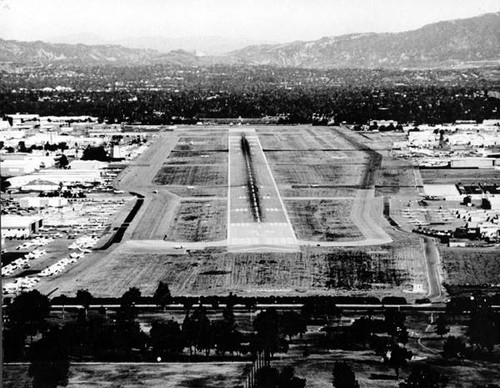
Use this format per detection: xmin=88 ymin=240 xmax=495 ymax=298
xmin=166 ymin=186 xmax=228 ymax=198
xmin=153 ymin=165 xmax=227 ymax=186
xmin=280 ymin=187 xmax=359 ymax=198
xmin=271 ymin=164 xmax=365 ymax=186
xmin=166 ymin=200 xmax=227 ymax=242
xmin=165 ymin=151 xmax=227 ymax=165
xmin=440 ymin=247 xmax=500 ymax=287
xmin=2 ymin=363 xmax=247 ymax=388
xmin=51 ymin=244 xmax=427 ymax=299
xmin=285 ymin=199 xmax=363 ymax=241
xmin=173 ymin=135 xmax=228 ymax=151
xmin=264 ymin=150 xmax=368 ymax=165
xmin=375 ymin=166 xmax=418 ymax=187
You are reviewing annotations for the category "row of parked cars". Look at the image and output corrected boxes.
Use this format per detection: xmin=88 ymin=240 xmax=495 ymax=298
xmin=39 ymin=254 xmax=82 ymax=277
xmin=1 ymin=249 xmax=47 ymax=276
xmin=3 ymin=276 xmax=41 ymax=294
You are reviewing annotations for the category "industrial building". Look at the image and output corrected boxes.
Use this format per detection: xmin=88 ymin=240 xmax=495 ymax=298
xmin=1 ymin=216 xmax=43 ymax=238
xmin=18 ymin=197 xmax=68 ymax=208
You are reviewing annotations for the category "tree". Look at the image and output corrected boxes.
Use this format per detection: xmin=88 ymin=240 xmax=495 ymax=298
xmin=467 ymin=306 xmax=498 ymax=352
xmin=253 ymin=308 xmax=288 ymax=357
xmin=150 ymin=320 xmax=185 ymax=356
xmin=399 ymin=364 xmax=447 ymax=388
xmin=442 ymin=336 xmax=466 ymax=359
xmin=121 ymin=287 xmax=141 ymax=307
xmin=0 ymin=176 xmax=11 ymax=192
xmin=384 ymin=309 xmax=406 ymax=337
xmin=75 ymin=289 xmax=93 ymax=309
xmin=213 ymin=305 xmax=242 ymax=355
xmin=388 ymin=343 xmax=412 ymax=379
xmin=278 ymin=366 xmax=306 ymax=388
xmin=435 ymin=315 xmax=449 ymax=338
xmin=18 ymin=140 xmax=29 ymax=153
xmin=57 ymin=154 xmax=69 ymax=169
xmin=81 ymin=145 xmax=108 ymax=161
xmin=29 ymin=328 xmax=70 ymax=388
xmin=3 ymin=326 xmax=26 ymax=361
xmin=280 ymin=311 xmax=307 ymax=340
xmin=7 ymin=290 xmax=50 ymax=339
xmin=59 ymin=294 xmax=69 ymax=319
xmin=153 ymin=281 xmax=172 ymax=309
xmin=332 ymin=361 xmax=359 ymax=388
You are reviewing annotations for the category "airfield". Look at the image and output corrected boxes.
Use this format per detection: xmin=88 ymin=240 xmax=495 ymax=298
xmin=35 ymin=125 xmax=437 ymax=300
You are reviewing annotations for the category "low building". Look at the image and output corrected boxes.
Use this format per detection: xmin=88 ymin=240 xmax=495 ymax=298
xmin=69 ymin=160 xmax=108 ymax=170
xmin=8 ymin=169 xmax=103 ymax=189
xmin=450 ymin=158 xmax=495 ymax=169
xmin=1 ymin=216 xmax=43 ymax=238
xmin=0 ymin=159 xmax=39 ymax=176
xmin=18 ymin=197 xmax=68 ymax=208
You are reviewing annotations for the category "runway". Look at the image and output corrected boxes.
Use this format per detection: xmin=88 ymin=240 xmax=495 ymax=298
xmin=227 ymin=129 xmax=299 ymax=251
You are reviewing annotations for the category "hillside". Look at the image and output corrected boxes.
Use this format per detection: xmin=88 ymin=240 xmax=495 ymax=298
xmin=0 ymin=39 xmax=200 ymax=66
xmin=228 ymin=12 xmax=500 ymax=69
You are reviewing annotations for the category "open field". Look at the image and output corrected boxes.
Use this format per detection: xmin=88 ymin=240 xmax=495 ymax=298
xmin=173 ymin=135 xmax=228 ymax=151
xmin=153 ymin=165 xmax=227 ymax=186
xmin=440 ymin=247 xmax=500 ymax=287
xmin=257 ymin=127 xmax=358 ymax=153
xmin=280 ymin=187 xmax=359 ymax=198
xmin=264 ymin=150 xmax=369 ymax=165
xmin=2 ymin=362 xmax=247 ymax=388
xmin=165 ymin=186 xmax=228 ymax=198
xmin=420 ymin=168 xmax=500 ymax=184
xmin=271 ymin=164 xmax=365 ymax=186
xmin=285 ymin=199 xmax=363 ymax=241
xmin=165 ymin=150 xmax=227 ymax=165
xmin=45 ymin=241 xmax=427 ymax=299
xmin=166 ymin=200 xmax=227 ymax=242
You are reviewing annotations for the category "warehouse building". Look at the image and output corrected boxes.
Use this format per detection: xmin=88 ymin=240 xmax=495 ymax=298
xmin=18 ymin=197 xmax=68 ymax=208
xmin=450 ymin=158 xmax=495 ymax=169
xmin=1 ymin=216 xmax=43 ymax=238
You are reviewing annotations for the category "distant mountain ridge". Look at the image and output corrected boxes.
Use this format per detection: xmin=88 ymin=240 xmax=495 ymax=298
xmin=47 ymin=34 xmax=270 ymax=56
xmin=0 ymin=39 xmax=200 ymax=66
xmin=1 ymin=12 xmax=499 ymax=69
xmin=227 ymin=12 xmax=500 ymax=68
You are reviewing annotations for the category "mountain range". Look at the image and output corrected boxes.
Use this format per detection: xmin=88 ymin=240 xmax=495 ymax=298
xmin=1 ymin=12 xmax=499 ymax=69
xmin=46 ymin=34 xmax=270 ymax=56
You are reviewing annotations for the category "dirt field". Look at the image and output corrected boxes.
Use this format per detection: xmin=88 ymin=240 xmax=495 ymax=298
xmin=165 ymin=150 xmax=228 ymax=165
xmin=285 ymin=199 xmax=363 ymax=241
xmin=271 ymin=164 xmax=365 ymax=186
xmin=280 ymin=187 xmax=359 ymax=198
xmin=48 ymin=243 xmax=427 ymax=299
xmin=2 ymin=362 xmax=247 ymax=388
xmin=440 ymin=247 xmax=500 ymax=286
xmin=153 ymin=165 xmax=227 ymax=186
xmin=264 ymin=150 xmax=369 ymax=165
xmin=166 ymin=200 xmax=227 ymax=242
xmin=174 ymin=135 xmax=228 ymax=151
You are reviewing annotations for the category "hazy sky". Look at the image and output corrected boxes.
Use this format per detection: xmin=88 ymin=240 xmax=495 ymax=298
xmin=1 ymin=0 xmax=499 ymax=43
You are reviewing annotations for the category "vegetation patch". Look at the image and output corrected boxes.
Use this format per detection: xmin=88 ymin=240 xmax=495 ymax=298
xmin=318 ymin=250 xmax=406 ymax=290
xmin=285 ymin=199 xmax=363 ymax=241
xmin=441 ymin=247 xmax=500 ymax=287
xmin=166 ymin=201 xmax=227 ymax=242
xmin=153 ymin=165 xmax=227 ymax=186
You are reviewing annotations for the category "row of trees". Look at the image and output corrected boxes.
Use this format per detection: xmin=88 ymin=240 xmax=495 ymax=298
xmin=2 ymin=83 xmax=500 ymax=125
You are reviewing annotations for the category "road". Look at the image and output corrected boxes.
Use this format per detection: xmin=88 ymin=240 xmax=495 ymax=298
xmin=423 ymin=236 xmax=445 ymax=301
xmin=114 ymin=132 xmax=181 ymax=240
